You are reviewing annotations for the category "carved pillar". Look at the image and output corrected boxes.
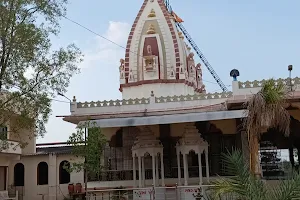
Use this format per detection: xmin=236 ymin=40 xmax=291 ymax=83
xmin=138 ymin=156 xmax=142 ymax=188
xmin=152 ymin=155 xmax=156 ymax=186
xmin=183 ymin=153 xmax=189 ymax=186
xmin=142 ymin=157 xmax=145 ymax=187
xmin=155 ymin=155 xmax=159 ymax=186
xmin=133 ymin=156 xmax=136 ymax=187
xmin=176 ymin=150 xmax=181 ymax=185
xmin=198 ymin=153 xmax=203 ymax=185
xmin=160 ymin=153 xmax=165 ymax=186
xmin=205 ymin=148 xmax=210 ymax=182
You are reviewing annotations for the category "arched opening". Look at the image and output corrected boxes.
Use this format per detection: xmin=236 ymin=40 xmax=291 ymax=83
xmin=110 ymin=128 xmax=123 ymax=147
xmin=14 ymin=163 xmax=24 ymax=186
xmin=37 ymin=162 xmax=48 ymax=185
xmin=59 ymin=160 xmax=70 ymax=184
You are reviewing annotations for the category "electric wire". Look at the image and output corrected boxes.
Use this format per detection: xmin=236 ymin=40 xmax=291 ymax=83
xmin=50 ymin=98 xmax=70 ymax=103
xmin=62 ymin=16 xmax=231 ymax=87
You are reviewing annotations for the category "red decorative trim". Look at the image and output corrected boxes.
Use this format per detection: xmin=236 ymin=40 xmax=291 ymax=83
xmin=124 ymin=0 xmax=148 ymax=79
xmin=157 ymin=0 xmax=181 ymax=78
xmin=119 ymin=79 xmax=185 ymax=92
xmin=122 ymin=0 xmax=181 ymax=89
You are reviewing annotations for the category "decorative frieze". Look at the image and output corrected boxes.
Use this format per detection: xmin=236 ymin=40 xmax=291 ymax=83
xmin=238 ymin=77 xmax=300 ymax=89
xmin=77 ymin=98 xmax=150 ymax=108
xmin=155 ymin=92 xmax=233 ymax=103
xmin=76 ymin=92 xmax=232 ymax=109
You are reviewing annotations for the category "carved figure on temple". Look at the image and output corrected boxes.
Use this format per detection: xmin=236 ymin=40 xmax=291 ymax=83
xmin=147 ymin=45 xmax=152 ymax=56
xmin=147 ymin=24 xmax=156 ymax=34
xmin=128 ymin=69 xmax=134 ymax=82
xmin=119 ymin=59 xmax=125 ymax=79
xmin=170 ymin=66 xmax=175 ymax=78
xmin=144 ymin=56 xmax=156 ymax=71
xmin=148 ymin=9 xmax=156 ymax=18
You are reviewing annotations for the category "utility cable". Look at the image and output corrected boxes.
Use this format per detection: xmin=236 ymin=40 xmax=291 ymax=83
xmin=62 ymin=16 xmax=231 ymax=87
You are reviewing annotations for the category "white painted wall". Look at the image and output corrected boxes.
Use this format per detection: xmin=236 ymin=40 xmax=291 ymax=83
xmin=122 ymin=82 xmax=196 ymax=99
xmin=8 ymin=154 xmax=84 ymax=200
xmin=7 ymin=118 xmax=36 ymax=155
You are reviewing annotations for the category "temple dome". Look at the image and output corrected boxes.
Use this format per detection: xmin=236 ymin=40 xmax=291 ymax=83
xmin=119 ymin=0 xmax=205 ymax=99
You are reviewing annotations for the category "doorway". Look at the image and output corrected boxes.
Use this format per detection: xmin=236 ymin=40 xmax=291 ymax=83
xmin=0 ymin=166 xmax=7 ymax=191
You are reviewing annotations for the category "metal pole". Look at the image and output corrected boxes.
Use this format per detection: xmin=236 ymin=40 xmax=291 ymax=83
xmin=290 ymin=70 xmax=292 ymax=92
xmin=288 ymin=65 xmax=293 ymax=92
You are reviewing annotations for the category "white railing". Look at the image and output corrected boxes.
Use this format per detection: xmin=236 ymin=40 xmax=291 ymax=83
xmin=85 ymin=185 xmax=233 ymax=200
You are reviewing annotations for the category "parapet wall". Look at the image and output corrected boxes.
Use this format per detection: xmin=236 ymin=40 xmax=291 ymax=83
xmin=70 ymin=77 xmax=300 ymax=116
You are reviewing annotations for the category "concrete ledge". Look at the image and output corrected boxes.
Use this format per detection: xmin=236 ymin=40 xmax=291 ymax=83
xmin=78 ymin=110 xmax=247 ymax=128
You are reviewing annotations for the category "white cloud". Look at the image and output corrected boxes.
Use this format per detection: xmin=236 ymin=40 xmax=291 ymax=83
xmin=39 ymin=21 xmax=131 ymax=143
xmin=79 ymin=21 xmax=131 ymax=69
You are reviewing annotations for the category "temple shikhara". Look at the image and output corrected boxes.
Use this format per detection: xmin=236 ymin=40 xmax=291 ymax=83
xmin=1 ymin=0 xmax=300 ymax=200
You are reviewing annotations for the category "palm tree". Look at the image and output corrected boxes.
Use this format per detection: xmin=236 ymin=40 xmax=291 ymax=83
xmin=209 ymin=150 xmax=300 ymax=200
xmin=243 ymin=79 xmax=290 ymax=174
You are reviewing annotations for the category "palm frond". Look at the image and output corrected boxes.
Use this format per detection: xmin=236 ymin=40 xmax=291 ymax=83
xmin=244 ymin=78 xmax=290 ymax=137
xmin=267 ymin=172 xmax=300 ymax=200
xmin=211 ymin=150 xmax=267 ymax=200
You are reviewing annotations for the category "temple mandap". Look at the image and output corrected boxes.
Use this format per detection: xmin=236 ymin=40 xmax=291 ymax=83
xmin=1 ymin=0 xmax=300 ymax=200
xmin=62 ymin=0 xmax=300 ymax=192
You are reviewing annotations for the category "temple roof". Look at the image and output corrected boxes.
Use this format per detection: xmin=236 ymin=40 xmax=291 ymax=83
xmin=118 ymin=0 xmax=205 ymax=99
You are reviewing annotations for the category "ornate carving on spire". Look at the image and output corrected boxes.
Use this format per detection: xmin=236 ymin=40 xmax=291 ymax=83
xmin=132 ymin=126 xmax=163 ymax=157
xmin=148 ymin=9 xmax=156 ymax=18
xmin=178 ymin=32 xmax=184 ymax=39
xmin=169 ymin=66 xmax=175 ymax=78
xmin=119 ymin=59 xmax=125 ymax=79
xmin=147 ymin=24 xmax=156 ymax=34
xmin=144 ymin=56 xmax=157 ymax=72
xmin=128 ymin=69 xmax=134 ymax=83
xmin=177 ymin=123 xmax=208 ymax=147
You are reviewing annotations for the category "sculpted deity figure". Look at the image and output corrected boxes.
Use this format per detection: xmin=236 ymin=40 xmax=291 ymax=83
xmin=147 ymin=45 xmax=152 ymax=55
xmin=119 ymin=59 xmax=125 ymax=79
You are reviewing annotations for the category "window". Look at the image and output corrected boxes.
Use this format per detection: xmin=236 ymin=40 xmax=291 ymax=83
xmin=59 ymin=160 xmax=70 ymax=184
xmin=0 ymin=126 xmax=7 ymax=140
xmin=37 ymin=162 xmax=48 ymax=185
xmin=14 ymin=163 xmax=24 ymax=186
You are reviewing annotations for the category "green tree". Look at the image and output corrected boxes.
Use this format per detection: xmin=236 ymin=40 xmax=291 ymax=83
xmin=243 ymin=79 xmax=290 ymax=174
xmin=66 ymin=121 xmax=107 ymax=192
xmin=210 ymin=150 xmax=300 ymax=200
xmin=0 ymin=0 xmax=82 ymax=150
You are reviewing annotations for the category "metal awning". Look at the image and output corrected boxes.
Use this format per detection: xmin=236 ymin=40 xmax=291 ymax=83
xmin=78 ymin=110 xmax=247 ymax=128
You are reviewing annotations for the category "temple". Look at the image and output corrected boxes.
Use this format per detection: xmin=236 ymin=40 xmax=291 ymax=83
xmin=1 ymin=0 xmax=300 ymax=200
xmin=119 ymin=0 xmax=205 ymax=99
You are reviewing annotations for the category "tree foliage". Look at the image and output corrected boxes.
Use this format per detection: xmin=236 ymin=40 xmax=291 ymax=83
xmin=66 ymin=121 xmax=107 ymax=177
xmin=243 ymin=79 xmax=290 ymax=173
xmin=0 ymin=0 xmax=82 ymax=149
xmin=210 ymin=150 xmax=300 ymax=200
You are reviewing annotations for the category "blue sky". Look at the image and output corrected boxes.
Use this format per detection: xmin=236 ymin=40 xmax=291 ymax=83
xmin=37 ymin=0 xmax=300 ymax=143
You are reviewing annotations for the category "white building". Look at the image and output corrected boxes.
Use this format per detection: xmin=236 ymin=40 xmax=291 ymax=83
xmin=1 ymin=0 xmax=300 ymax=200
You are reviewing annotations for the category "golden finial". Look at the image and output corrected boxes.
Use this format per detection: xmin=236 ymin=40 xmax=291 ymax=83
xmin=148 ymin=9 xmax=156 ymax=18
xmin=147 ymin=24 xmax=156 ymax=34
